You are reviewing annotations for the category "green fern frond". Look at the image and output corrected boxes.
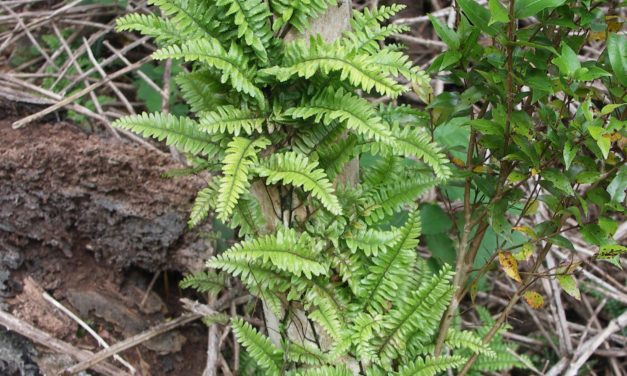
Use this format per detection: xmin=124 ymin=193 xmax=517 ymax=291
xmin=153 ymin=38 xmax=266 ymax=107
xmin=316 ymin=134 xmax=359 ymax=179
xmin=350 ymin=312 xmax=382 ymax=361
xmin=261 ymin=37 xmax=405 ymax=98
xmin=345 ymin=5 xmax=408 ymax=54
xmin=346 ymin=227 xmax=400 ymax=256
xmin=472 ymin=353 xmax=526 ymax=372
xmin=362 ymin=154 xmax=402 ymax=189
xmin=232 ymin=318 xmax=283 ymax=375
xmin=175 ymin=70 xmax=228 ymax=113
xmin=395 ymin=355 xmax=466 ymax=376
xmin=257 ymin=152 xmax=342 ymax=215
xmin=217 ymin=137 xmax=270 ymax=221
xmin=217 ymin=228 xmax=327 ymax=278
xmin=363 ymin=178 xmax=435 ymax=223
xmin=377 ymin=104 xmax=428 ymax=126
xmin=372 ymin=49 xmax=431 ymax=86
xmin=345 ymin=23 xmax=409 ymax=54
xmin=283 ymin=340 xmax=329 ymax=365
xmin=147 ymin=0 xmax=232 ymax=41
xmin=189 ymin=186 xmax=216 ymax=228
xmin=287 ymin=87 xmax=392 ymax=142
xmin=115 ymin=13 xmax=189 ymax=44
xmin=357 ymin=4 xmax=407 ymax=24
xmin=304 ymin=280 xmax=346 ymax=340
xmin=216 ymin=0 xmax=273 ymax=64
xmin=373 ymin=265 xmax=454 ymax=366
xmin=269 ymin=0 xmax=337 ymax=33
xmin=112 ymin=112 xmax=222 ymax=156
xmin=445 ymin=329 xmax=496 ymax=357
xmin=200 ymin=105 xmax=266 ymax=136
xmin=208 ymin=256 xmax=291 ymax=294
xmin=179 ymin=270 xmax=225 ymax=294
xmin=293 ymin=121 xmax=346 ymax=156
xmin=361 ymin=212 xmax=421 ymax=313
xmin=231 ymin=193 xmax=266 ymax=236
xmin=289 ymin=365 xmax=353 ymax=376
xmin=390 ymin=126 xmax=451 ymax=180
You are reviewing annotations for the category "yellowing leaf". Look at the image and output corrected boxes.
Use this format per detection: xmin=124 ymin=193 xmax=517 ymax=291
xmin=523 ymin=291 xmax=544 ymax=309
xmin=530 ymin=168 xmax=539 ymax=176
xmin=512 ymin=225 xmax=537 ymax=239
xmin=498 ymin=251 xmax=522 ymax=283
xmin=470 ymin=280 xmax=478 ymax=304
xmin=557 ymin=274 xmax=581 ymax=300
xmin=592 ymin=16 xmax=625 ymax=40
xmin=451 ymin=156 xmax=465 ymax=168
xmin=507 ymin=171 xmax=527 ymax=183
xmin=598 ymin=244 xmax=627 ymax=259
xmin=473 ymin=165 xmax=489 ymax=173
xmin=523 ymin=199 xmax=539 ymax=216
xmin=514 ymin=242 xmax=534 ymax=261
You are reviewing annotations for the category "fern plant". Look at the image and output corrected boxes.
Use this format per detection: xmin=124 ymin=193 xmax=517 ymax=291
xmin=114 ymin=1 xmax=524 ymax=375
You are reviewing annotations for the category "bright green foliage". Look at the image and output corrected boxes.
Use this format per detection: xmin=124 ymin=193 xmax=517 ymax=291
xmin=152 ymin=38 xmax=265 ymax=106
xmin=112 ymin=2 xmax=526 ymax=375
xmin=269 ymin=0 xmax=337 ymax=33
xmin=217 ymin=137 xmax=270 ymax=221
xmin=112 ymin=112 xmax=221 ymax=156
xmin=261 ymin=36 xmax=406 ymax=98
xmin=116 ymin=13 xmax=189 ymax=44
xmin=395 ymin=355 xmax=466 ymax=376
xmin=175 ymin=70 xmax=228 ymax=113
xmin=257 ymin=152 xmax=343 ymax=215
xmin=290 ymin=365 xmax=353 ymax=376
xmin=208 ymin=228 xmax=327 ymax=278
xmin=287 ymin=87 xmax=392 ymax=142
xmin=215 ymin=0 xmax=273 ymax=64
xmin=179 ymin=270 xmax=225 ymax=295
xmin=360 ymin=212 xmax=421 ymax=312
xmin=231 ymin=318 xmax=283 ymax=375
xmin=465 ymin=307 xmax=529 ymax=374
xmin=189 ymin=186 xmax=216 ymax=228
xmin=200 ymin=105 xmax=265 ymax=136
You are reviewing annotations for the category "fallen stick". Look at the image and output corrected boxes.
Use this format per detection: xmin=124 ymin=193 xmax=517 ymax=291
xmin=12 ymin=55 xmax=151 ymax=129
xmin=562 ymin=310 xmax=627 ymax=376
xmin=64 ymin=312 xmax=201 ymax=375
xmin=42 ymin=291 xmax=136 ymax=374
xmin=0 ymin=309 xmax=128 ymax=376
xmin=64 ymin=289 xmax=239 ymax=375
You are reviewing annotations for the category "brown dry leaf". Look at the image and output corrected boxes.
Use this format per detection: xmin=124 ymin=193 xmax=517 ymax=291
xmin=498 ymin=250 xmax=522 ymax=283
xmin=523 ymin=290 xmax=545 ymax=309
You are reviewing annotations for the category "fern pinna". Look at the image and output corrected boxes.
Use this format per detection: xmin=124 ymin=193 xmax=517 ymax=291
xmin=114 ymin=1 xmax=525 ymax=375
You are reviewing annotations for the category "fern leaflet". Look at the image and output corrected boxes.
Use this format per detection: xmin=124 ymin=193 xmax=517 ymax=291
xmin=232 ymin=318 xmax=283 ymax=375
xmin=216 ymin=137 xmax=270 ymax=221
xmin=112 ymin=112 xmax=221 ymax=156
xmin=257 ymin=152 xmax=342 ymax=215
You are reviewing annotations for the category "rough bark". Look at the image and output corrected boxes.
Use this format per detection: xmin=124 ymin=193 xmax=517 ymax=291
xmin=251 ymin=1 xmax=357 ymax=361
xmin=0 ymin=116 xmax=213 ymax=274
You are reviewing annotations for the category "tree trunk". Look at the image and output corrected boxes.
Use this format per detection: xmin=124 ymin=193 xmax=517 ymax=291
xmin=250 ymin=1 xmax=357 ymax=364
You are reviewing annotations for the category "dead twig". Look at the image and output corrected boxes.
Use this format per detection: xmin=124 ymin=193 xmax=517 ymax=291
xmin=42 ymin=291 xmax=136 ymax=374
xmin=64 ymin=313 xmax=202 ymax=375
xmin=0 ymin=309 xmax=129 ymax=376
xmin=12 ymin=55 xmax=151 ymax=129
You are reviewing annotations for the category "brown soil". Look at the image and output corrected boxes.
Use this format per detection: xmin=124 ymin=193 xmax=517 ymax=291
xmin=0 ymin=106 xmax=213 ymax=376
